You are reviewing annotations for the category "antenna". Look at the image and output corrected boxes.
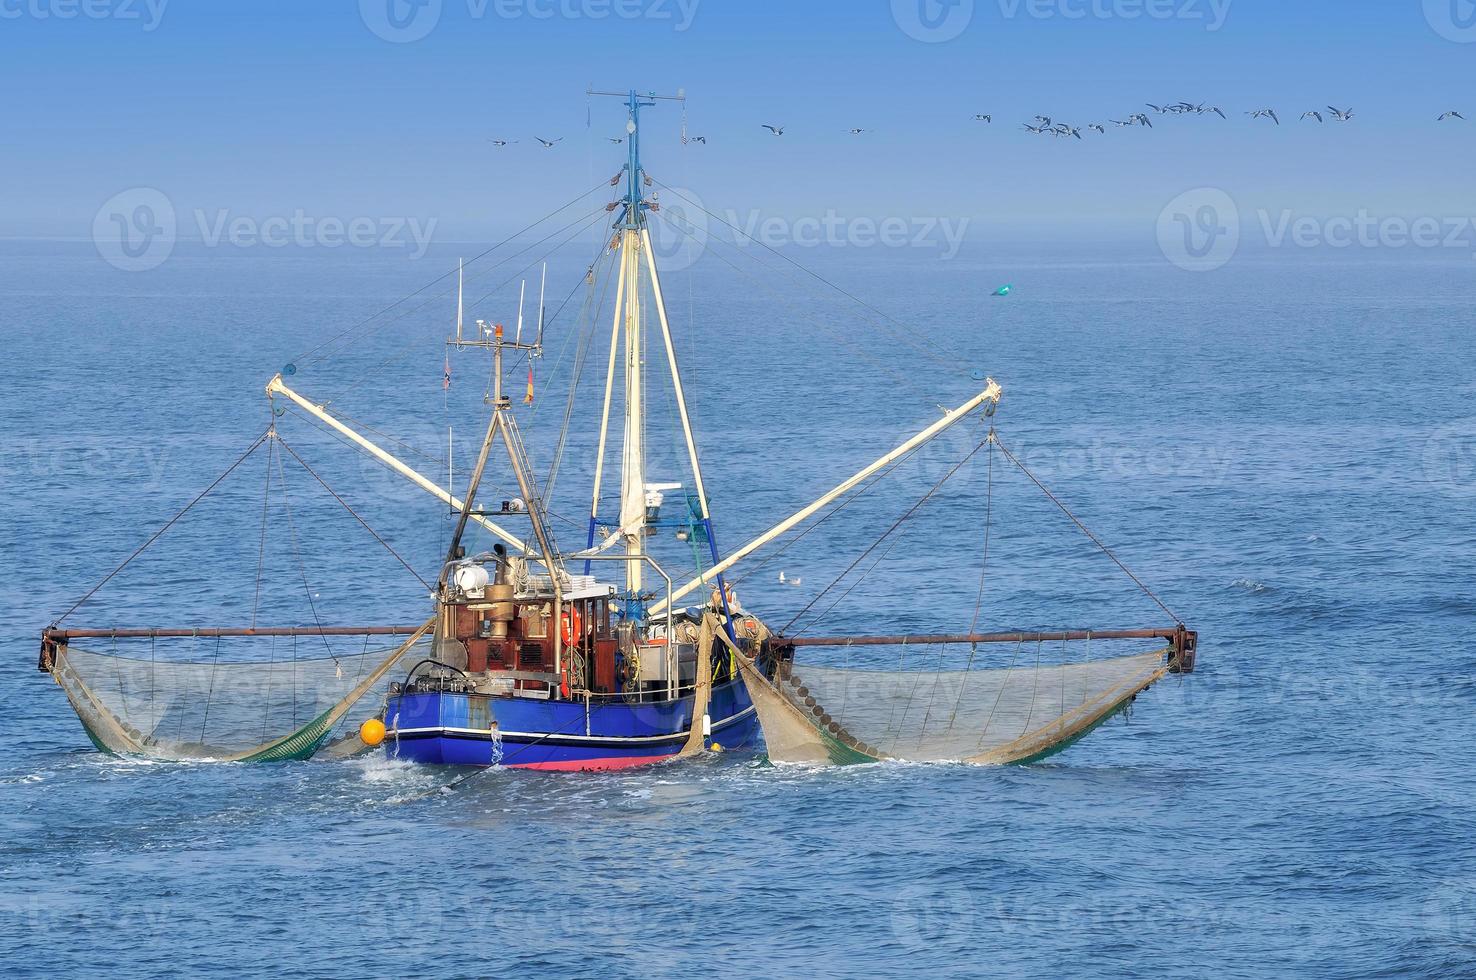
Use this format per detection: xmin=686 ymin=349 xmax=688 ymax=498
xmin=536 ymin=261 xmax=547 ymax=351
xmin=456 ymin=258 xmax=464 ymax=343
xmin=516 ymin=279 xmax=526 ymax=345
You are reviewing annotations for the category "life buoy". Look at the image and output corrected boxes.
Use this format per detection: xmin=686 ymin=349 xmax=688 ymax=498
xmin=560 ymin=607 xmax=584 ymax=647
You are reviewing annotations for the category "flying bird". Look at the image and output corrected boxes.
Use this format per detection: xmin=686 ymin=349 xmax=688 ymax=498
xmin=1327 ymin=106 xmax=1354 ymax=121
xmin=1200 ymin=105 xmax=1227 ymax=119
xmin=1034 ymin=115 xmax=1053 ymax=126
xmin=488 ymin=139 xmax=516 ymax=146
xmin=607 ymin=137 xmax=625 ymax=144
xmin=1088 ymin=123 xmax=1105 ymax=134
xmin=1438 ymin=111 xmax=1465 ymax=121
xmin=1247 ymin=109 xmax=1279 ymax=125
xmin=687 ymin=135 xmax=708 ymax=143
xmin=1301 ymin=111 xmax=1323 ymax=123
xmin=762 ymin=124 xmax=785 ymax=136
xmin=1147 ymin=104 xmax=1170 ymax=114
xmin=1132 ymin=113 xmax=1153 ymax=128
xmin=1023 ymin=123 xmax=1046 ymax=133
xmin=848 ymin=128 xmax=869 ymax=135
xmin=1110 ymin=118 xmax=1134 ymax=128
xmin=535 ymin=137 xmax=563 ymax=147
xmin=973 ymin=114 xmax=992 ymax=123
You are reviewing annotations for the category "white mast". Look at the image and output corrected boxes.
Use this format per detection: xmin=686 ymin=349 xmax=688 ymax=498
xmin=456 ymin=258 xmax=464 ymax=343
xmin=617 ymin=227 xmax=645 ymax=596
xmin=515 ymin=278 xmax=526 ymax=345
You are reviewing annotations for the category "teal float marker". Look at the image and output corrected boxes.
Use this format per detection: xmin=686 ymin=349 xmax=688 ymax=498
xmin=992 ymin=284 xmax=1012 ymax=296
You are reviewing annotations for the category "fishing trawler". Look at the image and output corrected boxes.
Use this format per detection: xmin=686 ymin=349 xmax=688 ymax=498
xmin=38 ymin=88 xmax=1196 ymax=773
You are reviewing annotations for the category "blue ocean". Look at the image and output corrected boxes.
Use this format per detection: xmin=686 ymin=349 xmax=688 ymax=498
xmin=2 ymin=237 xmax=1474 ymax=978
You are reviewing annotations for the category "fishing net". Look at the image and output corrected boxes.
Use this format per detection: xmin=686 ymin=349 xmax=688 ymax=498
xmin=728 ymin=628 xmax=1173 ymax=766
xmin=44 ymin=626 xmax=430 ymax=762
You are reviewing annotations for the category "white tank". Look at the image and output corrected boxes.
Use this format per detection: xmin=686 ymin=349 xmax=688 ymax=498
xmin=453 ymin=564 xmax=490 ymax=595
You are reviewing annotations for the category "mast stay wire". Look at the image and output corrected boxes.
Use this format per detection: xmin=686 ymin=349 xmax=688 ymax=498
xmin=649 ymin=179 xmax=958 ymax=369
xmin=330 ymin=207 xmax=612 ymax=401
xmin=654 ymin=212 xmax=922 ymax=389
xmin=292 ymin=179 xmax=615 ymax=370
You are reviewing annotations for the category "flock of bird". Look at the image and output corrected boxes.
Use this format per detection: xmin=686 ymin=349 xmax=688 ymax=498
xmin=487 ymin=105 xmax=1466 ymax=147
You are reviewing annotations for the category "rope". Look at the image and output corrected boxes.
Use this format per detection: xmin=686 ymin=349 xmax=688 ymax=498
xmin=250 ymin=437 xmax=273 ymax=629
xmin=274 ymin=435 xmax=434 ymax=594
xmin=650 ymin=179 xmax=956 ymax=369
xmin=270 ymin=439 xmax=341 ymax=668
xmin=293 ymin=179 xmax=616 ymax=369
xmin=332 ymin=206 xmax=610 ymax=400
xmin=50 ymin=431 xmax=270 ymax=627
xmin=992 ymin=434 xmax=1181 ymax=624
xmin=782 ymin=429 xmax=994 ymax=635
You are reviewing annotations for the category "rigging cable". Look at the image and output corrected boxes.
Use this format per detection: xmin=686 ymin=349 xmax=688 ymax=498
xmin=992 ymin=434 xmax=1181 ymax=624
xmin=49 ymin=430 xmax=271 ymax=627
xmin=292 ymin=179 xmax=617 ymax=370
xmin=650 ymin=179 xmax=956 ymax=369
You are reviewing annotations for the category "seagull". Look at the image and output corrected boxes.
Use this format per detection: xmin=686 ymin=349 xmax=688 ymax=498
xmin=1088 ymin=123 xmax=1105 ymax=134
xmin=1066 ymin=126 xmax=1083 ymax=140
xmin=1110 ymin=118 xmax=1134 ymax=128
xmin=848 ymin=128 xmax=869 ymax=135
xmin=1132 ymin=113 xmax=1153 ymax=128
xmin=778 ymin=571 xmax=802 ymax=586
xmin=1023 ymin=123 xmax=1046 ymax=133
xmin=687 ymin=135 xmax=708 ymax=143
xmin=761 ymin=124 xmax=785 ymax=136
xmin=1247 ymin=108 xmax=1279 ymax=125
xmin=535 ymin=137 xmax=563 ymax=147
xmin=1438 ymin=111 xmax=1465 ymax=121
xmin=1200 ymin=105 xmax=1227 ymax=119
xmin=973 ymin=114 xmax=992 ymax=123
xmin=1147 ymin=103 xmax=1170 ymax=114
xmin=1034 ymin=115 xmax=1053 ymax=126
xmin=1327 ymin=106 xmax=1354 ymax=121
xmin=488 ymin=139 xmax=517 ymax=146
xmin=1301 ymin=111 xmax=1323 ymax=123
xmin=607 ymin=137 xmax=625 ymax=144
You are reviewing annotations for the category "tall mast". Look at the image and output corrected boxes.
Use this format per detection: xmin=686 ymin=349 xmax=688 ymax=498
xmin=587 ymin=86 xmax=700 ymax=609
xmin=616 ymin=90 xmax=650 ymax=598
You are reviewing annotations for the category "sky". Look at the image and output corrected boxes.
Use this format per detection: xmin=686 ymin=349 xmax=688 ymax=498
xmin=2 ymin=0 xmax=1474 ymax=241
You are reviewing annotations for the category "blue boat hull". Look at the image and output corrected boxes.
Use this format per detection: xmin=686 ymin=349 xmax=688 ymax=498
xmin=384 ymin=677 xmax=758 ymax=770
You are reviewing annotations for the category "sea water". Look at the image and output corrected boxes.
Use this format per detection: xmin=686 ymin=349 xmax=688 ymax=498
xmin=1 ymin=239 xmax=1473 ymax=978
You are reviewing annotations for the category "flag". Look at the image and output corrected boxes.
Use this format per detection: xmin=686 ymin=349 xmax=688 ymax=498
xmin=523 ymin=365 xmax=534 ymax=405
xmin=443 ymin=354 xmax=451 ymax=390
